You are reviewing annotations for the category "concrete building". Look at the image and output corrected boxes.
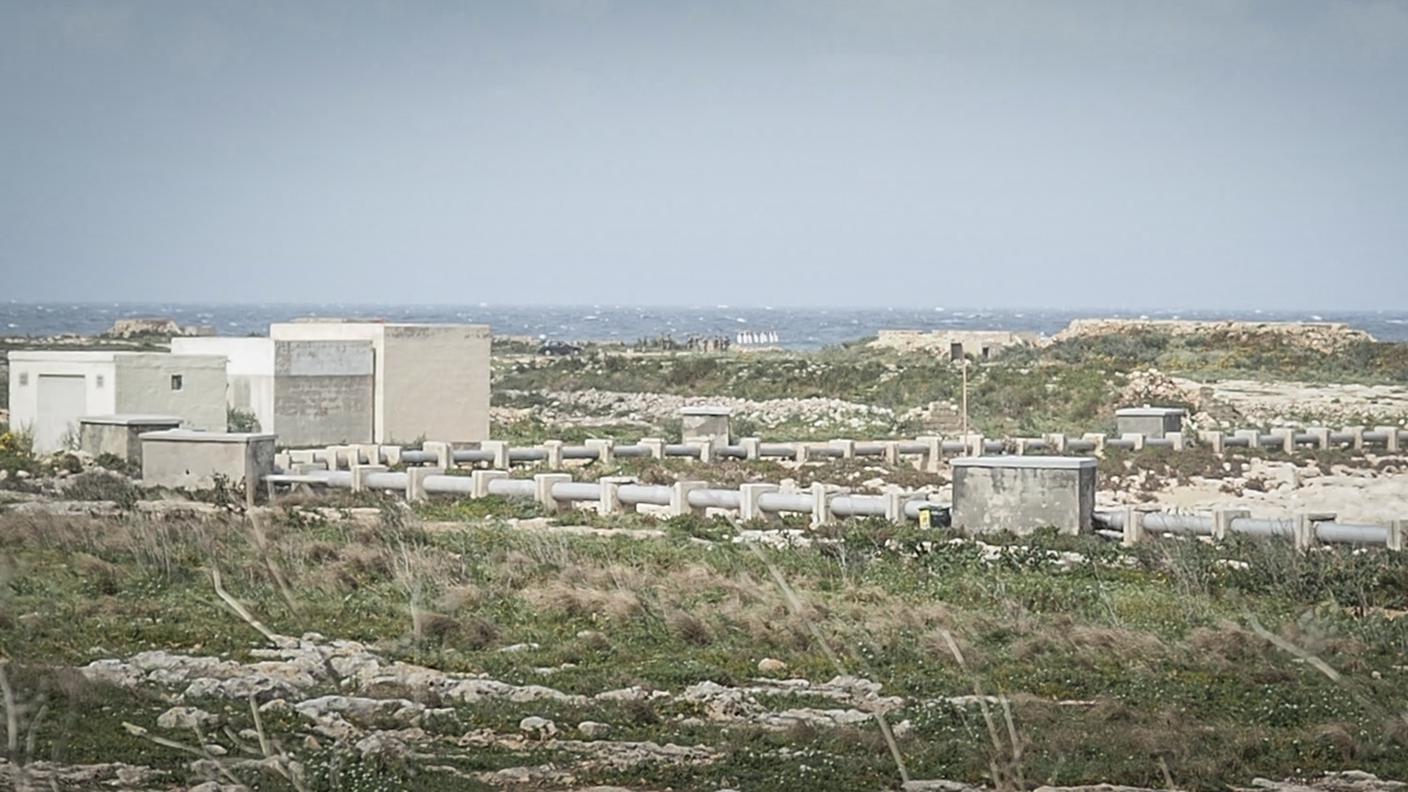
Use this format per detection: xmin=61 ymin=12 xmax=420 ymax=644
xmin=951 ymin=456 xmax=1097 ymax=535
xmin=173 ymin=336 xmax=376 ymax=447
xmin=7 ymin=351 xmax=226 ymax=453
xmin=79 ymin=414 xmax=183 ymax=464
xmin=140 ymin=429 xmax=275 ymax=490
xmin=171 ymin=337 xmax=275 ymax=433
xmin=1115 ymin=407 xmax=1186 ymax=439
xmin=270 ymin=320 xmax=491 ymax=444
xmin=871 ymin=330 xmax=1036 ymax=361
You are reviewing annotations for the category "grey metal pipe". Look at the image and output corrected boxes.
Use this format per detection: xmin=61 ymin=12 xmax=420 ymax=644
xmin=1094 ymin=509 xmax=1125 ymax=529
xmin=488 ymin=478 xmax=535 ymax=498
xmin=1329 ymin=432 xmax=1354 ymax=444
xmin=452 ymin=449 xmax=494 ymax=463
xmin=688 ymin=488 xmax=741 ymax=510
xmin=1145 ymin=438 xmax=1173 ymax=449
xmin=562 ymin=446 xmax=597 ymax=460
xmin=618 ymin=484 xmax=672 ymax=506
xmin=759 ymin=443 xmax=797 ymax=458
xmin=1142 ymin=513 xmax=1214 ymax=536
xmin=1293 ymin=432 xmax=1316 ymax=445
xmin=664 ymin=444 xmax=701 ymax=458
xmin=831 ymin=495 xmax=888 ymax=517
xmin=756 ymin=492 xmax=815 ymax=513
xmin=854 ymin=442 xmax=886 ymax=456
xmin=717 ymin=445 xmax=747 ymax=459
xmin=942 ymin=441 xmax=966 ymax=454
xmin=1224 ymin=436 xmax=1251 ymax=447
xmin=399 ymin=450 xmax=435 ymax=464
xmin=508 ymin=448 xmax=546 ymax=462
xmin=364 ymin=472 xmax=408 ymax=490
xmin=1315 ymin=522 xmax=1390 ymax=545
xmin=896 ymin=442 xmax=928 ymax=455
xmin=424 ymin=475 xmax=473 ymax=495
xmin=614 ymin=444 xmax=649 ymax=458
xmin=552 ymin=482 xmax=601 ymax=501
xmin=1066 ymin=439 xmax=1096 ymax=452
xmin=1230 ymin=517 xmax=1294 ymax=537
xmin=1106 ymin=438 xmax=1135 ymax=450
xmin=1363 ymin=430 xmax=1389 ymax=443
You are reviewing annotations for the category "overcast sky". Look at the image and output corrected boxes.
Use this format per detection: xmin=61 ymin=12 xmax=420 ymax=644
xmin=2 ymin=1 xmax=1405 ymax=309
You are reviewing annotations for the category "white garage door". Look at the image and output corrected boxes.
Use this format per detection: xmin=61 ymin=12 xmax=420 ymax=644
xmin=36 ymin=374 xmax=87 ymax=453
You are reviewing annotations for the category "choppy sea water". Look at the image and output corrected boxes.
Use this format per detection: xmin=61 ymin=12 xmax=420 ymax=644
xmin=3 ymin=303 xmax=1406 ymax=349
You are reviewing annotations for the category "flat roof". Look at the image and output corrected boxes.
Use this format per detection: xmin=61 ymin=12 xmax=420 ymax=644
xmin=139 ymin=429 xmax=275 ymax=443
xmin=952 ymin=455 xmax=1097 ymax=470
xmin=8 ymin=350 xmax=224 ymax=364
xmin=80 ymin=414 xmax=183 ymax=426
xmin=681 ymin=405 xmax=733 ymax=416
xmin=1115 ymin=407 xmax=1187 ymax=417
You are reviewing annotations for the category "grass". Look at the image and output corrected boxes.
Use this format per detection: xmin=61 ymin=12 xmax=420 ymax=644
xmin=3 ymin=499 xmax=1408 ymax=789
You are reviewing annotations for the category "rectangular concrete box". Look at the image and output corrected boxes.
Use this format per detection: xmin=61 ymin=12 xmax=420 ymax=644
xmin=1115 ymin=407 xmax=1186 ymax=439
xmin=7 ymin=351 xmax=227 ymax=453
xmin=951 ymin=456 xmax=1098 ymax=535
xmin=172 ymin=337 xmax=276 ymax=433
xmin=79 ymin=414 xmax=183 ymax=464
xmin=681 ymin=405 xmax=732 ymax=448
xmin=270 ymin=320 xmax=490 ymax=444
xmin=140 ymin=429 xmax=276 ymax=490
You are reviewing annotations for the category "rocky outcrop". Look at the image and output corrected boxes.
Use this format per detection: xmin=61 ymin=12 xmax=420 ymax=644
xmin=1055 ymin=319 xmax=1373 ymax=351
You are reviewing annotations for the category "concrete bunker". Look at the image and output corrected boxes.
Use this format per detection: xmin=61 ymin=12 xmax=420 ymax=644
xmin=1115 ymin=407 xmax=1186 ymax=439
xmin=79 ymin=414 xmax=183 ymax=465
xmin=140 ymin=429 xmax=275 ymax=490
xmin=951 ymin=455 xmax=1097 ymax=535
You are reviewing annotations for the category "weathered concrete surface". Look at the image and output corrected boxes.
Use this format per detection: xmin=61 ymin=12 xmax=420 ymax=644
xmin=273 ymin=339 xmax=374 ymax=446
xmin=952 ymin=456 xmax=1096 ymax=535
xmin=270 ymin=320 xmax=490 ymax=444
xmin=1115 ymin=406 xmax=1185 ymax=438
xmin=78 ymin=415 xmax=182 ymax=463
xmin=139 ymin=430 xmax=275 ymax=490
xmin=680 ymin=405 xmax=731 ymax=448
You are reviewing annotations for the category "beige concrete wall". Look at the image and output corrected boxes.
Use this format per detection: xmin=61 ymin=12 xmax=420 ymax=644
xmin=381 ymin=325 xmax=490 ymax=444
xmin=141 ymin=432 xmax=275 ymax=489
xmin=872 ymin=330 xmax=1035 ymax=358
xmin=79 ymin=419 xmax=180 ymax=462
xmin=113 ymin=355 xmax=227 ymax=432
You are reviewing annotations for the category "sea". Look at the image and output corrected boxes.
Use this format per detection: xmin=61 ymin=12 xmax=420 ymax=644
xmin=3 ymin=303 xmax=1406 ymax=350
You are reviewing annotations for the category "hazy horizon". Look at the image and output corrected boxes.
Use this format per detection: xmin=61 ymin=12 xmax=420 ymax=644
xmin=3 ymin=1 xmax=1406 ymax=310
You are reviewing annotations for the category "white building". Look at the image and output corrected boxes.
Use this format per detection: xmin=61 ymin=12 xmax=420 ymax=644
xmin=7 ymin=351 xmax=226 ymax=453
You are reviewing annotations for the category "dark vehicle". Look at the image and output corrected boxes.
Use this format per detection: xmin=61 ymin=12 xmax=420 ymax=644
xmin=539 ymin=341 xmax=583 ymax=357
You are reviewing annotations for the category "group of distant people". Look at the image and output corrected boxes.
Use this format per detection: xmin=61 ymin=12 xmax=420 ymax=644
xmin=735 ymin=330 xmax=779 ymax=346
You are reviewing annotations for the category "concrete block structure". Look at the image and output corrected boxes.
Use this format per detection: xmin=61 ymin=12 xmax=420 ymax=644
xmin=171 ymin=337 xmax=275 ymax=432
xmin=175 ymin=336 xmax=376 ymax=446
xmin=8 ymin=351 xmax=226 ymax=453
xmin=140 ymin=429 xmax=276 ymax=490
xmin=79 ymin=414 xmax=183 ymax=464
xmin=951 ymin=456 xmax=1097 ymax=535
xmin=680 ymin=405 xmax=732 ymax=449
xmin=872 ymin=330 xmax=1036 ymax=360
xmin=271 ymin=320 xmax=490 ymax=444
xmin=1115 ymin=407 xmax=1186 ymax=439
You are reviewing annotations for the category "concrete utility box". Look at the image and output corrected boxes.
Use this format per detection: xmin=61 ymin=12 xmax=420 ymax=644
xmin=140 ymin=430 xmax=276 ymax=490
xmin=1115 ymin=407 xmax=1186 ymax=439
xmin=681 ymin=405 xmax=732 ymax=448
xmin=79 ymin=415 xmax=183 ymax=464
xmin=270 ymin=320 xmax=490 ymax=444
xmin=7 ymin=351 xmax=227 ymax=453
xmin=951 ymin=456 xmax=1097 ymax=536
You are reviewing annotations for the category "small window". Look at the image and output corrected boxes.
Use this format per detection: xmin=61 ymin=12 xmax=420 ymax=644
xmin=95 ymin=374 xmax=105 ymax=388
xmin=17 ymin=372 xmax=27 ymax=386
xmin=170 ymin=374 xmax=183 ymax=391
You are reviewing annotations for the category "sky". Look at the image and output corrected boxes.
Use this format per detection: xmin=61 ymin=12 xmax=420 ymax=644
xmin=1 ymin=0 xmax=1405 ymax=309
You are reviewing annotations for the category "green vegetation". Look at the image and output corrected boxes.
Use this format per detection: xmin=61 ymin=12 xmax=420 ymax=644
xmin=3 ymin=499 xmax=1407 ymax=789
